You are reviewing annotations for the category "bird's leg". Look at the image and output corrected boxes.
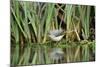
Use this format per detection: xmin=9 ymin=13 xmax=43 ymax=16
xmin=56 ymin=42 xmax=59 ymax=47
xmin=57 ymin=42 xmax=59 ymax=45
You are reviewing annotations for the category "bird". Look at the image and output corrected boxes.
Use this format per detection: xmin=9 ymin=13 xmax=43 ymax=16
xmin=48 ymin=28 xmax=64 ymax=41
xmin=48 ymin=4 xmax=66 ymax=42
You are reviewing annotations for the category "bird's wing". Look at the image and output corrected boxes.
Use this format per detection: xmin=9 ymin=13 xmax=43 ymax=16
xmin=49 ymin=29 xmax=63 ymax=37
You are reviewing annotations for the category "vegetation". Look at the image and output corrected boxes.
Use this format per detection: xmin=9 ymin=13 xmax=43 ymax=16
xmin=11 ymin=0 xmax=95 ymax=66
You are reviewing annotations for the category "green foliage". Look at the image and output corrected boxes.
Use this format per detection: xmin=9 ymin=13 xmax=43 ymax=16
xmin=11 ymin=1 xmax=95 ymax=66
xmin=78 ymin=6 xmax=91 ymax=39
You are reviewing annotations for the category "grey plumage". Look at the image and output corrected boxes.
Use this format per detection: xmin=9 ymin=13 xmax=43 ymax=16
xmin=48 ymin=29 xmax=64 ymax=41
